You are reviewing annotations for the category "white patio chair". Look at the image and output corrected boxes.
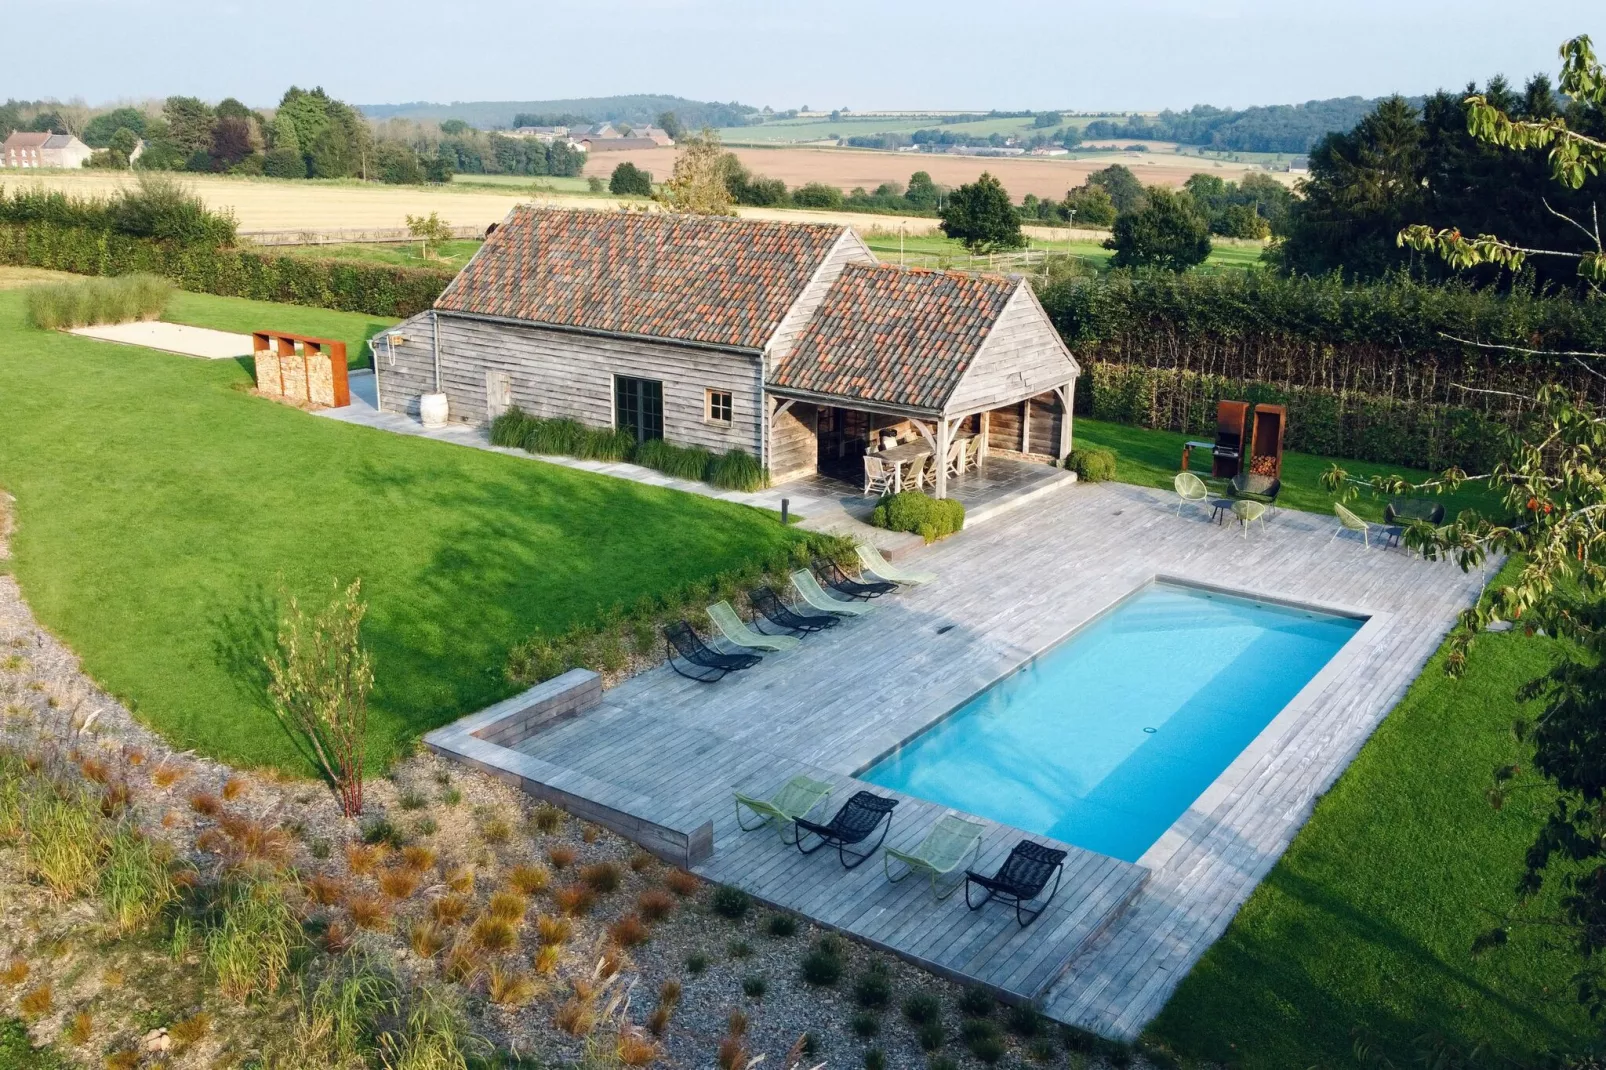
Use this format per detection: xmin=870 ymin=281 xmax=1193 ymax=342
xmin=863 ymin=454 xmax=896 ymax=498
xmin=945 ymin=438 xmax=966 ymax=479
xmin=963 ymin=436 xmax=982 ymax=471
xmin=903 ymin=454 xmax=930 ymax=492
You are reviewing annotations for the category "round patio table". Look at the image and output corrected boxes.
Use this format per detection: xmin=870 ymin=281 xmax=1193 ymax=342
xmin=1208 ymin=498 xmax=1235 ymax=525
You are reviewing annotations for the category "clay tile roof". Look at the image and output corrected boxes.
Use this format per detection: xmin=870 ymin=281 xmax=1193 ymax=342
xmin=3 ymin=132 xmax=51 ymax=149
xmin=434 ymin=207 xmax=846 ymax=350
xmin=771 ymin=262 xmax=1020 ymax=413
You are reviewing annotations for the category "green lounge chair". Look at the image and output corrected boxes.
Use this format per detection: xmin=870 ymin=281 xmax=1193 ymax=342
xmin=1173 ymin=471 xmax=1209 ymax=516
xmin=1231 ymin=498 xmax=1268 ymax=538
xmin=734 ymin=774 xmax=833 ymax=843
xmin=856 ymin=543 xmax=936 ymax=586
xmin=707 ymin=601 xmax=800 ymax=652
xmin=884 ymin=814 xmax=986 ymax=899
xmin=791 ymin=569 xmax=874 ymax=616
xmin=1332 ymin=503 xmax=1400 ymax=548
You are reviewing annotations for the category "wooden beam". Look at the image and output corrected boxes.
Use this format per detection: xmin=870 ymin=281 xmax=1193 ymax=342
xmin=771 ymin=397 xmax=796 ymax=421
xmin=979 ymin=410 xmax=991 ymax=461
xmin=1021 ymin=398 xmax=1032 ymax=456
xmin=910 ymin=418 xmax=937 ymax=454
xmin=1053 ymin=383 xmax=1073 ymax=461
xmin=934 ymin=418 xmax=950 ymax=500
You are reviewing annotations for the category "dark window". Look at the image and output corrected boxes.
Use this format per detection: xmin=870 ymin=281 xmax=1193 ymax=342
xmin=614 ymin=376 xmax=663 ymax=444
xmin=706 ymin=389 xmax=732 ymax=425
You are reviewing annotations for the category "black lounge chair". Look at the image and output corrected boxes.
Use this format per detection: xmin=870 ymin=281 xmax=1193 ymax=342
xmin=964 ymin=840 xmax=1068 ymax=927
xmin=747 ymin=586 xmax=840 ymax=636
xmin=794 ymin=790 xmax=899 ymax=869
xmin=663 ymin=621 xmax=761 ymax=683
xmin=814 ymin=557 xmax=896 ymax=600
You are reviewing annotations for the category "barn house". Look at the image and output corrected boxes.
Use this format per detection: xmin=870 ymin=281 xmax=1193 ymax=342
xmin=371 ymin=208 xmax=1079 ymax=497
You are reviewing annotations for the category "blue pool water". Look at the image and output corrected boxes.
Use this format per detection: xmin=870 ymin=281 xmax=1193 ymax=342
xmin=861 ymin=583 xmax=1364 ymax=862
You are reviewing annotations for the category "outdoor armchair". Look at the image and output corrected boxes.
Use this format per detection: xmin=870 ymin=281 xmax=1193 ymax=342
xmin=814 ymin=556 xmax=897 ymax=600
xmin=884 ymin=814 xmax=986 ymax=899
xmin=792 ymin=570 xmax=874 ymax=616
xmin=734 ymin=774 xmax=833 ymax=844
xmin=1332 ymin=503 xmax=1401 ymax=549
xmin=1173 ymin=471 xmax=1210 ymax=516
xmin=795 ymin=790 xmax=900 ymax=869
xmin=855 ymin=543 xmax=936 ymax=586
xmin=663 ymin=621 xmax=761 ymax=683
xmin=747 ymin=586 xmax=840 ymax=635
xmin=707 ymin=601 xmax=800 ymax=652
xmin=964 ymin=839 xmax=1068 ymax=927
xmin=864 ymin=454 xmax=896 ymax=498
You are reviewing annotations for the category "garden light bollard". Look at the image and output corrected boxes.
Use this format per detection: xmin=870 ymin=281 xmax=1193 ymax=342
xmin=781 ymin=498 xmax=790 ymax=526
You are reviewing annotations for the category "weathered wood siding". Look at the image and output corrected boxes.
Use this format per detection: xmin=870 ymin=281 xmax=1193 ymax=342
xmin=769 ymin=401 xmax=819 ymax=483
xmin=372 ymin=312 xmax=436 ymax=416
xmin=986 ymin=393 xmax=1064 ymax=459
xmin=386 ymin=314 xmax=765 ymax=456
xmin=946 ymin=283 xmax=1080 ymax=416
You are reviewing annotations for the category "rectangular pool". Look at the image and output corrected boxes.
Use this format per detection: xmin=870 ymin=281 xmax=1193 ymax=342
xmin=861 ymin=582 xmax=1364 ymax=862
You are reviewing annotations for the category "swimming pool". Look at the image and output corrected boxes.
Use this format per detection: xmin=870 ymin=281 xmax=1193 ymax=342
xmin=861 ymin=582 xmax=1365 ymax=862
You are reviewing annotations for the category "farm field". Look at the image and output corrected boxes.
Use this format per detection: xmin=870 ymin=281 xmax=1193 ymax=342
xmin=716 ymin=112 xmax=1109 ymax=143
xmin=0 ymin=286 xmax=802 ymax=773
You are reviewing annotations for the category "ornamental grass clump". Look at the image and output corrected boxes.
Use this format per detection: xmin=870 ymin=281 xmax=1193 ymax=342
xmin=100 ymin=823 xmax=177 ymax=932
xmin=205 ymin=877 xmax=300 ymax=1001
xmin=24 ymin=273 xmax=172 ymax=330
xmin=707 ymin=448 xmax=768 ymax=492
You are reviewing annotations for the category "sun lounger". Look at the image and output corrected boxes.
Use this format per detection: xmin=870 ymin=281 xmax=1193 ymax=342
xmin=964 ymin=840 xmax=1067 ymax=927
xmin=663 ymin=621 xmax=761 ymax=683
xmin=707 ymin=601 xmax=800 ymax=652
xmin=814 ymin=556 xmax=896 ymax=600
xmin=734 ymin=774 xmax=833 ymax=843
xmin=795 ymin=790 xmax=899 ymax=869
xmin=855 ymin=543 xmax=935 ymax=586
xmin=747 ymin=586 xmax=840 ymax=635
xmin=792 ymin=570 xmax=874 ymax=617
xmin=884 ymin=814 xmax=986 ymax=899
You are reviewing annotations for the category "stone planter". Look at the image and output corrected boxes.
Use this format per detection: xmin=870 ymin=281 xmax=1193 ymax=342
xmin=419 ymin=392 xmax=449 ymax=428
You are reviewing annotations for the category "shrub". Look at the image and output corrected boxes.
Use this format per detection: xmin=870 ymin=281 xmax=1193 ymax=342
xmin=958 ymin=985 xmax=995 ymax=1018
xmin=580 ymin=861 xmax=622 ymax=894
xmin=742 ymin=974 xmax=768 ymax=999
xmin=853 ymin=969 xmax=892 ymax=1009
xmin=765 ymin=912 xmax=797 ymax=937
xmin=360 ymin=817 xmax=403 ymax=849
xmin=711 ymin=885 xmax=751 ymax=919
xmin=870 ymin=492 xmax=965 ymax=543
xmin=799 ymin=946 xmax=843 ymax=986
xmin=1028 ymin=1036 xmax=1058 ymax=1062
xmin=553 ymin=883 xmax=595 ymax=916
xmin=928 ymin=1056 xmax=959 ymax=1070
xmin=959 ymin=1018 xmax=998 ymax=1044
xmin=850 ymin=1011 xmax=880 ymax=1037
xmin=864 ymin=1050 xmax=886 ymax=1070
xmin=1066 ymin=447 xmax=1116 ymax=482
xmin=529 ymin=802 xmax=565 ymax=834
xmin=727 ymin=938 xmax=753 ymax=959
xmin=400 ymin=844 xmax=436 ymax=872
xmin=378 ymin=868 xmax=420 ymax=900
xmin=1005 ymin=1003 xmax=1043 ymax=1037
xmin=24 ymin=273 xmax=172 ymax=330
xmin=536 ymin=913 xmax=572 ymax=945
xmin=917 ymin=1021 xmax=945 ymax=1051
xmin=707 ymin=449 xmax=768 ymax=492
xmin=347 ymin=894 xmax=391 ymax=931
xmin=487 ymin=964 xmax=539 ymax=1007
xmin=468 ymin=914 xmax=518 ymax=952
xmin=966 ymin=1034 xmax=1005 ymax=1064
xmin=685 ymin=952 xmax=709 ymax=975
xmin=903 ymin=992 xmax=941 ymax=1025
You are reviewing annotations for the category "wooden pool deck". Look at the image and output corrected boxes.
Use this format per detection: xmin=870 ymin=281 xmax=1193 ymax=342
xmin=439 ymin=481 xmax=1487 ymax=1037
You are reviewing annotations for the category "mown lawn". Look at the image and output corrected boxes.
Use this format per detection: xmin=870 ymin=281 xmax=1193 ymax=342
xmin=1074 ymin=417 xmax=1507 ymax=523
xmin=161 ymin=290 xmax=399 ymax=370
xmin=275 ymin=239 xmax=483 ymax=271
xmin=0 ymin=290 xmax=801 ymax=773
xmin=1147 ymin=597 xmax=1595 ymax=1065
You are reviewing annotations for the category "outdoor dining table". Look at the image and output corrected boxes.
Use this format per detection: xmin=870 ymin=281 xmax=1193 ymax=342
xmin=872 ymin=432 xmax=974 ymax=492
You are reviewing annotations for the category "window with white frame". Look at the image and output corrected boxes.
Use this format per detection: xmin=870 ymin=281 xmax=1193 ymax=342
xmin=705 ymin=388 xmax=732 ymax=426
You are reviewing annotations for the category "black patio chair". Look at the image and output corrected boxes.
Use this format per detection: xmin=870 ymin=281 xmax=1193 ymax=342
xmin=814 ymin=556 xmax=896 ymax=600
xmin=663 ymin=621 xmax=761 ymax=684
xmin=747 ymin=585 xmax=840 ymax=636
xmin=794 ymin=791 xmax=899 ymax=869
xmin=964 ymin=840 xmax=1068 ymax=927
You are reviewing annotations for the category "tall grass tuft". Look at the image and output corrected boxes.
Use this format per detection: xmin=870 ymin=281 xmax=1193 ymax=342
xmin=24 ymin=273 xmax=172 ymax=330
xmin=633 ymin=437 xmax=715 ymax=482
xmin=378 ymin=986 xmax=478 ymax=1070
xmin=100 ymin=823 xmax=178 ymax=932
xmin=22 ymin=782 xmax=104 ymax=898
xmin=707 ymin=448 xmax=768 ymax=492
xmin=205 ymin=877 xmax=300 ymax=1001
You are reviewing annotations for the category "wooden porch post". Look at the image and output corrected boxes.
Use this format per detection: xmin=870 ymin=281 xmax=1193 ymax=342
xmin=934 ymin=417 xmax=951 ymax=500
xmin=978 ymin=410 xmax=990 ymax=460
xmin=1020 ymin=399 xmax=1032 ymax=456
xmin=1054 ymin=382 xmax=1073 ymax=461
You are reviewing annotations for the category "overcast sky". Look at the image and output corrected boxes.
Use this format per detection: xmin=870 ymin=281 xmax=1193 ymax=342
xmin=7 ymin=0 xmax=1603 ymax=112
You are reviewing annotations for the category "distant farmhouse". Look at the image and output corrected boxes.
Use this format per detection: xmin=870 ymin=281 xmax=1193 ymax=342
xmin=371 ymin=209 xmax=1077 ymax=495
xmin=2 ymin=131 xmax=92 ymax=169
xmin=511 ymin=123 xmax=675 ymax=153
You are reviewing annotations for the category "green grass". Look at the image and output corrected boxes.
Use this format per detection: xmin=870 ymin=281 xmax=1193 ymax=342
xmin=0 ymin=1018 xmax=68 ymax=1070
xmin=450 ymin=174 xmax=600 ymax=193
xmin=160 ymin=290 xmax=400 ymax=370
xmin=1147 ymin=598 xmax=1594 ymax=1066
xmin=859 ymin=232 xmax=1263 ymax=273
xmin=1073 ymin=418 xmax=1506 ymax=522
xmin=274 ymin=240 xmax=483 ymax=271
xmin=0 ymin=289 xmax=801 ymax=773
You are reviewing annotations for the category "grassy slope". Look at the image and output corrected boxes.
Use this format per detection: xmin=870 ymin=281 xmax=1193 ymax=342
xmin=1074 ymin=417 xmax=1506 ymax=523
xmin=1147 ymin=615 xmax=1594 ymax=1065
xmin=161 ymin=290 xmax=399 ymax=370
xmin=274 ymin=240 xmax=483 ymax=270
xmin=0 ymin=291 xmax=799 ymax=772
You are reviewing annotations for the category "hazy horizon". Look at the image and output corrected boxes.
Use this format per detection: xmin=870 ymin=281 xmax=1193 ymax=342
xmin=5 ymin=1 xmax=1602 ymax=114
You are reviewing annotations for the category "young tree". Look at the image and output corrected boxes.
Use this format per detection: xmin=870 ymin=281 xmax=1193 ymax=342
xmin=264 ymin=579 xmax=374 ymax=818
xmin=904 ymin=170 xmax=940 ymax=210
xmin=1062 ymin=183 xmax=1117 ymax=227
xmin=162 ymin=96 xmax=215 ymax=157
xmin=1086 ymin=164 xmax=1146 ymax=213
xmin=405 ymin=211 xmax=454 ymax=258
xmin=82 ymin=107 xmax=148 ymax=148
xmin=660 ymin=127 xmax=735 ymax=215
xmin=1104 ymin=187 xmax=1212 ymax=270
xmin=1371 ymin=33 xmax=1606 ymax=1018
xmin=608 ymin=161 xmax=653 ymax=196
xmin=656 ymin=110 xmax=684 ymax=140
xmin=939 ymin=172 xmax=1026 ymax=253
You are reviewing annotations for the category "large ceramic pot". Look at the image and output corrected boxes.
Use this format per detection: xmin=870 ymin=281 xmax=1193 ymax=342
xmin=419 ymin=392 xmax=449 ymax=428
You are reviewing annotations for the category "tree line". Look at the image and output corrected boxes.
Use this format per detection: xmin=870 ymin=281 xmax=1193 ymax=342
xmin=1082 ymin=97 xmax=1401 ymax=153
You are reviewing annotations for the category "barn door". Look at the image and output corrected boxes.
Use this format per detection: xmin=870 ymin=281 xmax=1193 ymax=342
xmin=485 ymin=370 xmax=512 ymax=420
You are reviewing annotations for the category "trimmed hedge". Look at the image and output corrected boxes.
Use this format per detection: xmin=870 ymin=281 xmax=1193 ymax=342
xmin=1066 ymin=447 xmax=1116 ymax=482
xmin=490 ymin=406 xmax=769 ymax=493
xmin=0 ymin=222 xmax=452 ymax=319
xmin=1084 ymin=362 xmax=1508 ymax=473
xmin=870 ymin=492 xmax=965 ymax=543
